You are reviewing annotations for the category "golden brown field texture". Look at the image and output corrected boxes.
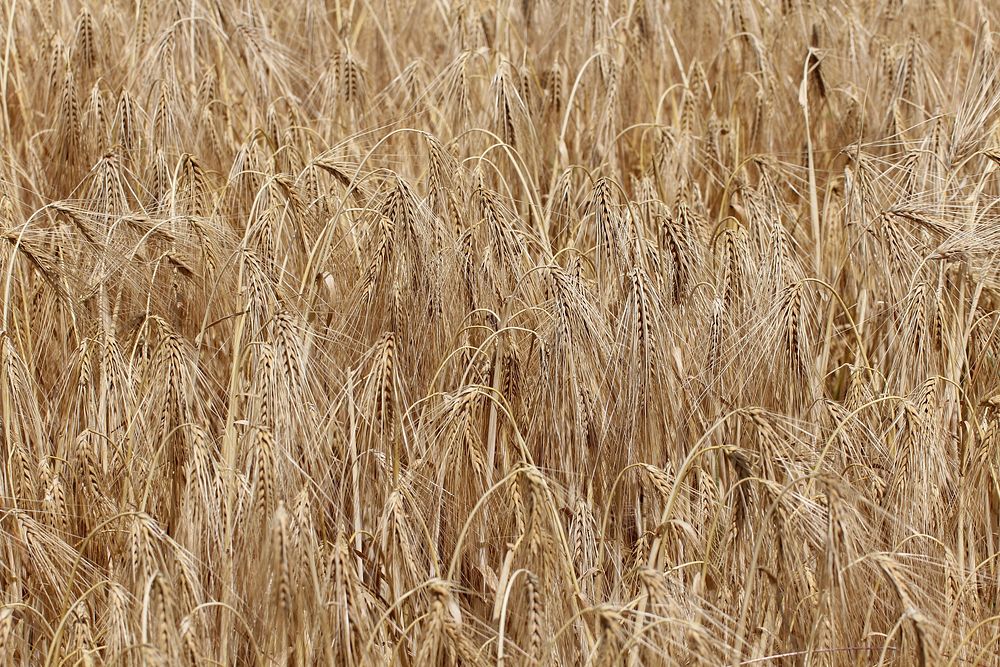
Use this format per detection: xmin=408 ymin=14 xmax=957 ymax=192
xmin=1 ymin=0 xmax=1000 ymax=664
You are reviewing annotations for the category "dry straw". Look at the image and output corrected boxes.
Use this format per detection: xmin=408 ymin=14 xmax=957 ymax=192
xmin=0 ymin=0 xmax=997 ymax=664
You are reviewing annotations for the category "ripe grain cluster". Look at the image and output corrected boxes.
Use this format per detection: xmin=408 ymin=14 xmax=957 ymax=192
xmin=0 ymin=0 xmax=999 ymax=665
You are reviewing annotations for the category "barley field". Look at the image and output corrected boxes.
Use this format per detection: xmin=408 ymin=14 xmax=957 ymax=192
xmin=1 ymin=0 xmax=999 ymax=664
